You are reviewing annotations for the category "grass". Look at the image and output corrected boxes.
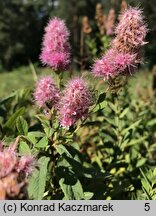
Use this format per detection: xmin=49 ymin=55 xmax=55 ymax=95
xmin=128 ymin=69 xmax=153 ymax=100
xmin=0 ymin=65 xmax=52 ymax=97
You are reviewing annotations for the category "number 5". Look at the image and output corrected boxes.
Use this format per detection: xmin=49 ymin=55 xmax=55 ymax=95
xmin=144 ymin=203 xmax=150 ymax=211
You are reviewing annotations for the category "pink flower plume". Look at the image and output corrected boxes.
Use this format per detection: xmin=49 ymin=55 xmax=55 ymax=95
xmin=59 ymin=78 xmax=93 ymax=128
xmin=33 ymin=76 xmax=60 ymax=109
xmin=92 ymin=49 xmax=136 ymax=79
xmin=40 ymin=17 xmax=71 ymax=71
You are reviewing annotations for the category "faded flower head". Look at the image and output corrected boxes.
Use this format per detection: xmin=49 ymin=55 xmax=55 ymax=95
xmin=0 ymin=144 xmax=17 ymax=179
xmin=106 ymin=8 xmax=115 ymax=36
xmin=0 ymin=141 xmax=36 ymax=199
xmin=16 ymin=155 xmax=36 ymax=177
xmin=59 ymin=78 xmax=93 ymax=128
xmin=0 ymin=173 xmax=24 ymax=200
xmin=92 ymin=48 xmax=136 ymax=79
xmin=113 ymin=7 xmax=148 ymax=53
xmin=33 ymin=76 xmax=60 ymax=109
xmin=82 ymin=16 xmax=92 ymax=34
xmin=40 ymin=17 xmax=71 ymax=71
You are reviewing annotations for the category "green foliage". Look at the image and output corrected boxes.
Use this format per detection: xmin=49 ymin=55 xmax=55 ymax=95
xmin=28 ymin=156 xmax=50 ymax=200
xmin=16 ymin=116 xmax=28 ymax=136
xmin=85 ymin=35 xmax=111 ymax=58
xmin=0 ymin=70 xmax=155 ymax=200
xmin=140 ymin=168 xmax=156 ymax=200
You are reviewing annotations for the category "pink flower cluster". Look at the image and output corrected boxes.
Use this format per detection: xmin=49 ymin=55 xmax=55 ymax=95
xmin=0 ymin=144 xmax=16 ymax=179
xmin=92 ymin=49 xmax=136 ymax=79
xmin=113 ymin=7 xmax=148 ymax=53
xmin=0 ymin=142 xmax=35 ymax=179
xmin=34 ymin=76 xmax=93 ymax=128
xmin=16 ymin=155 xmax=36 ymax=176
xmin=92 ymin=7 xmax=148 ymax=80
xmin=59 ymin=78 xmax=93 ymax=128
xmin=33 ymin=76 xmax=60 ymax=109
xmin=40 ymin=17 xmax=71 ymax=71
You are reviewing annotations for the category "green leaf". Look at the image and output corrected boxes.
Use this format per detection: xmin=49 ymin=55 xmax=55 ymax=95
xmin=35 ymin=136 xmax=48 ymax=148
xmin=22 ymin=132 xmax=45 ymax=146
xmin=140 ymin=168 xmax=152 ymax=191
xmin=104 ymin=117 xmax=116 ymax=127
xmin=55 ymin=144 xmax=72 ymax=157
xmin=56 ymin=156 xmax=84 ymax=200
xmin=56 ymin=144 xmax=84 ymax=200
xmin=140 ymin=170 xmax=153 ymax=200
xmin=92 ymin=101 xmax=107 ymax=113
xmin=97 ymin=92 xmax=106 ymax=104
xmin=28 ymin=156 xmax=50 ymax=200
xmin=59 ymin=177 xmax=84 ymax=200
xmin=36 ymin=115 xmax=54 ymax=138
xmin=121 ymin=119 xmax=141 ymax=135
xmin=136 ymin=158 xmax=147 ymax=167
xmin=4 ymin=107 xmax=25 ymax=129
xmin=84 ymin=192 xmax=94 ymax=200
xmin=127 ymin=136 xmax=147 ymax=146
xmin=55 ymin=144 xmax=81 ymax=164
xmin=109 ymin=102 xmax=117 ymax=112
xmin=26 ymin=131 xmax=44 ymax=138
xmin=44 ymin=127 xmax=54 ymax=138
xmin=147 ymin=119 xmax=156 ymax=127
xmin=120 ymin=107 xmax=129 ymax=119
xmin=24 ymin=132 xmax=38 ymax=145
xmin=0 ymin=92 xmax=16 ymax=105
xmin=17 ymin=88 xmax=31 ymax=100
xmin=16 ymin=116 xmax=28 ymax=135
xmin=19 ymin=141 xmax=31 ymax=155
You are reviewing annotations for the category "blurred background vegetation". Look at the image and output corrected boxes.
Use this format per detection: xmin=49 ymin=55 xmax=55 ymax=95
xmin=0 ymin=0 xmax=156 ymax=96
xmin=0 ymin=0 xmax=156 ymax=71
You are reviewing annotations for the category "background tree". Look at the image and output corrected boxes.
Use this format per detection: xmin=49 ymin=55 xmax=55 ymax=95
xmin=0 ymin=0 xmax=55 ymax=70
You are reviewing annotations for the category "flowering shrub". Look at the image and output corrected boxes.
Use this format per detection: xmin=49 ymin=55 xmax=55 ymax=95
xmin=0 ymin=6 xmax=156 ymax=201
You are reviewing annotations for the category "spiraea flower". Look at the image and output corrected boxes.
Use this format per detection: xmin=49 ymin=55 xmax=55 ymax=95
xmin=92 ymin=49 xmax=136 ymax=79
xmin=92 ymin=7 xmax=148 ymax=80
xmin=16 ymin=155 xmax=36 ymax=177
xmin=0 ymin=144 xmax=17 ymax=179
xmin=33 ymin=76 xmax=60 ymax=109
xmin=59 ymin=78 xmax=93 ymax=128
xmin=40 ymin=17 xmax=71 ymax=71
xmin=112 ymin=7 xmax=148 ymax=54
xmin=0 ymin=141 xmax=36 ymax=200
xmin=118 ymin=0 xmax=128 ymax=21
